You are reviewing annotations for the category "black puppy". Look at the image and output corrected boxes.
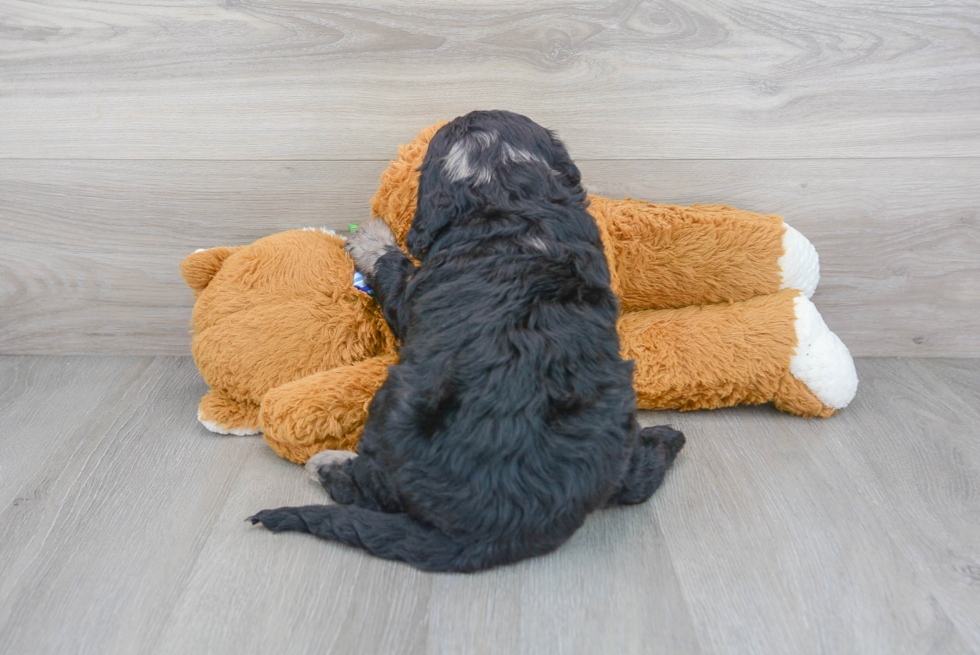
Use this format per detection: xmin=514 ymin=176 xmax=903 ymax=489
xmin=249 ymin=110 xmax=684 ymax=572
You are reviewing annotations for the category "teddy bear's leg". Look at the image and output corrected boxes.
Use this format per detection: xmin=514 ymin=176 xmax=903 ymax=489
xmin=776 ymin=292 xmax=860 ymax=414
xmin=779 ymin=223 xmax=820 ymax=299
xmin=619 ymin=289 xmax=857 ymax=417
xmin=590 ymin=197 xmax=820 ymax=310
xmin=197 ymin=389 xmax=261 ymax=436
xmin=259 ymin=354 xmax=396 ymax=465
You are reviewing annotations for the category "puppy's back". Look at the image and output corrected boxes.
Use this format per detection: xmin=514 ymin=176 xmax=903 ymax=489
xmin=378 ymin=208 xmax=635 ymax=552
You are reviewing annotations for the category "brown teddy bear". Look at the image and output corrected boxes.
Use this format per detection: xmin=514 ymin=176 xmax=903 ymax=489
xmin=181 ymin=123 xmax=857 ymax=464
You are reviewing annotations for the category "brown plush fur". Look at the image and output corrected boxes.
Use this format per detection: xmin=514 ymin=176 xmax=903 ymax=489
xmin=183 ymin=124 xmax=837 ymax=465
xmin=622 ymin=289 xmax=831 ymax=418
xmin=592 ymin=197 xmax=786 ymax=310
xmin=260 ymin=354 xmax=396 ymax=463
xmin=181 ymin=229 xmax=396 ymax=446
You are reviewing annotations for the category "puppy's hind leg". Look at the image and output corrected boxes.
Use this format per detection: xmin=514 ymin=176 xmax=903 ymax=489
xmin=306 ymin=450 xmax=402 ymax=513
xmin=607 ymin=425 xmax=685 ymax=506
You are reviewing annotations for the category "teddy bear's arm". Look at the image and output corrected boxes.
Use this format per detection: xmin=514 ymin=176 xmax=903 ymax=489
xmin=619 ymin=289 xmax=857 ymax=417
xmin=590 ymin=197 xmax=819 ymax=311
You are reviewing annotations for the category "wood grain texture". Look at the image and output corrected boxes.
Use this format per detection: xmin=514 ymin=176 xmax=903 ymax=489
xmin=649 ymin=359 xmax=980 ymax=654
xmin=0 ymin=356 xmax=253 ymax=654
xmin=0 ymin=159 xmax=388 ymax=354
xmin=0 ymin=357 xmax=150 ymax=507
xmin=2 ymin=158 xmax=977 ymax=356
xmin=1 ymin=1 xmax=978 ymax=159
xmin=1 ymin=356 xmax=978 ymax=654
xmin=154 ymin=440 xmax=435 ymax=655
xmin=422 ymin=505 xmax=701 ymax=655
xmin=847 ymin=358 xmax=980 ymax=653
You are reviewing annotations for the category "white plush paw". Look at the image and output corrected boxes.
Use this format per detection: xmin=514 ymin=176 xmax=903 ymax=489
xmin=790 ymin=296 xmax=858 ymax=409
xmin=197 ymin=410 xmax=261 ymax=436
xmin=779 ymin=224 xmax=820 ymax=298
xmin=305 ymin=449 xmax=358 ymax=480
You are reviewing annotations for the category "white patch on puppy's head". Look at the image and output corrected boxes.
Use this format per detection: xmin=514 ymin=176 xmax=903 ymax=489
xmin=502 ymin=142 xmax=545 ymax=167
xmin=443 ymin=130 xmax=497 ymax=184
xmin=443 ymin=140 xmax=474 ymax=182
xmin=524 ymin=236 xmax=548 ymax=252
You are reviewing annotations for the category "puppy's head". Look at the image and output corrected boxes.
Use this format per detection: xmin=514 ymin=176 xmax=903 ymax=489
xmin=406 ymin=110 xmax=585 ymax=259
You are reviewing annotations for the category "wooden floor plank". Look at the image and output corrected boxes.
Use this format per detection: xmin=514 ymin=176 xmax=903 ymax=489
xmin=645 ymin=367 xmax=978 ymax=654
xmin=837 ymin=359 xmax=980 ymax=652
xmin=909 ymin=359 xmax=980 ymax=421
xmin=0 ymin=356 xmax=152 ymax=506
xmin=2 ymin=1 xmax=978 ymax=159
xmin=2 ymin=356 xmax=978 ymax=654
xmin=0 ymin=356 xmax=254 ymax=655
xmin=153 ymin=436 xmax=433 ymax=655
xmin=2 ymin=158 xmax=977 ymax=356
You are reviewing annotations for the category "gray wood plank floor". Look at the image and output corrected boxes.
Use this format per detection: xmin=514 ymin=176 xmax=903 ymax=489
xmin=0 ymin=356 xmax=977 ymax=654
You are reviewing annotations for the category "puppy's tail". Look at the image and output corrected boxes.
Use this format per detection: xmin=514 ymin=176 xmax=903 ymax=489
xmin=248 ymin=505 xmax=490 ymax=572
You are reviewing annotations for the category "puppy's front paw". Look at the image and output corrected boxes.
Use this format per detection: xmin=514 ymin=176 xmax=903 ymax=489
xmin=344 ymin=218 xmax=398 ymax=276
xmin=305 ymin=449 xmax=357 ymax=481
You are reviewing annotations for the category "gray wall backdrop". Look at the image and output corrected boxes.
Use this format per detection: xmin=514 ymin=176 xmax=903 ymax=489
xmin=1 ymin=0 xmax=978 ymax=356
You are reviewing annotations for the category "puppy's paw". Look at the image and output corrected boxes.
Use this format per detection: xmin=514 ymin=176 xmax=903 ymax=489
xmin=247 ymin=507 xmax=306 ymax=533
xmin=640 ymin=425 xmax=686 ymax=464
xmin=344 ymin=218 xmax=398 ymax=276
xmin=305 ymin=449 xmax=357 ymax=481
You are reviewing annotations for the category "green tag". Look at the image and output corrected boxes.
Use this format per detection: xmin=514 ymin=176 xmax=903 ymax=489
xmin=349 ymin=223 xmax=358 ymax=233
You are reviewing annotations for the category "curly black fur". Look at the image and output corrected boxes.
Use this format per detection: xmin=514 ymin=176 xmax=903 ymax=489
xmin=250 ymin=110 xmax=685 ymax=572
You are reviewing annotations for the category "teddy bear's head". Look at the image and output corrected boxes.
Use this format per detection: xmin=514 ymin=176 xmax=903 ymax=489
xmin=181 ymin=229 xmax=396 ymax=403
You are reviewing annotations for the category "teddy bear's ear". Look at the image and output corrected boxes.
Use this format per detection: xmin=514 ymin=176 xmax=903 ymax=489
xmin=180 ymin=246 xmax=241 ymax=295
